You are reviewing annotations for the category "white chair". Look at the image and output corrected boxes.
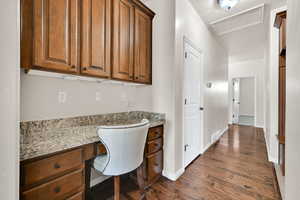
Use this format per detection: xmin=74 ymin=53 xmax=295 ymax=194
xmin=93 ymin=119 xmax=150 ymax=200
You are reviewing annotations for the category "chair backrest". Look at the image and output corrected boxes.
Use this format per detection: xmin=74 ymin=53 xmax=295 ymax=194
xmin=97 ymin=119 xmax=150 ymax=176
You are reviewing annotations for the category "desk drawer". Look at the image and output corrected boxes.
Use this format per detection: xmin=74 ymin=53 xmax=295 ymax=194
xmin=148 ymin=126 xmax=163 ymax=141
xmin=67 ymin=191 xmax=84 ymax=200
xmin=147 ymin=137 xmax=162 ymax=155
xmin=147 ymin=150 xmax=163 ymax=182
xmin=22 ymin=169 xmax=84 ymax=200
xmin=22 ymin=149 xmax=83 ymax=186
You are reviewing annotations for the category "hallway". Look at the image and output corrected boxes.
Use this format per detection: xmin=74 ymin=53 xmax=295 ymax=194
xmin=92 ymin=125 xmax=281 ymax=199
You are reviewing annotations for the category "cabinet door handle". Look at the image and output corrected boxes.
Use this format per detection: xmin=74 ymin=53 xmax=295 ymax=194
xmin=129 ymin=75 xmax=133 ymax=79
xmin=54 ymin=163 xmax=61 ymax=169
xmin=90 ymin=65 xmax=104 ymax=70
xmin=54 ymin=186 xmax=61 ymax=193
xmin=71 ymin=65 xmax=76 ymax=69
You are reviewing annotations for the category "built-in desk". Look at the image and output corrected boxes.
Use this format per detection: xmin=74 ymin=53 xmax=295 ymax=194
xmin=20 ymin=112 xmax=165 ymax=200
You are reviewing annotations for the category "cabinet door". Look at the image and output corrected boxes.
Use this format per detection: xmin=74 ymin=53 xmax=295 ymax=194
xmin=81 ymin=0 xmax=111 ymax=78
xmin=134 ymin=8 xmax=152 ymax=84
xmin=112 ymin=0 xmax=134 ymax=81
xmin=147 ymin=150 xmax=163 ymax=183
xmin=33 ymin=0 xmax=80 ymax=73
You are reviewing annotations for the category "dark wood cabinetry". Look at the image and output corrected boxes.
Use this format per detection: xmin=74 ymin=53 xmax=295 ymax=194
xmin=145 ymin=126 xmax=163 ymax=185
xmin=21 ymin=0 xmax=80 ymax=74
xmin=112 ymin=0 xmax=135 ymax=81
xmin=274 ymin=11 xmax=286 ymax=176
xmin=20 ymin=125 xmax=163 ymax=199
xmin=21 ymin=0 xmax=155 ymax=84
xmin=134 ymin=8 xmax=152 ymax=83
xmin=81 ymin=0 xmax=112 ymax=78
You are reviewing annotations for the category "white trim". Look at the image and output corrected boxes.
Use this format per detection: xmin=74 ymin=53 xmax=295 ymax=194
xmin=162 ymin=168 xmax=185 ymax=181
xmin=263 ymin=129 xmax=277 ymax=163
xmin=210 ymin=4 xmax=265 ymax=25
xmin=210 ymin=4 xmax=265 ymax=35
xmin=230 ymin=76 xmax=257 ymax=126
xmin=201 ymin=126 xmax=228 ymax=154
xmin=267 ymin=5 xmax=287 ymax=166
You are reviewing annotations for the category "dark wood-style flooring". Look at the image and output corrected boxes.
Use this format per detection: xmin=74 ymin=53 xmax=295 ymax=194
xmin=90 ymin=125 xmax=281 ymax=200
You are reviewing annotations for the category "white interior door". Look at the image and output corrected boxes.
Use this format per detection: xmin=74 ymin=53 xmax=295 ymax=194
xmin=232 ymin=78 xmax=240 ymax=124
xmin=183 ymin=42 xmax=202 ymax=168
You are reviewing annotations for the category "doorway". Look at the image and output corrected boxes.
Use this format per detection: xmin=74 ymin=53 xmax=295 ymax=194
xmin=232 ymin=77 xmax=255 ymax=126
xmin=183 ymin=39 xmax=203 ymax=168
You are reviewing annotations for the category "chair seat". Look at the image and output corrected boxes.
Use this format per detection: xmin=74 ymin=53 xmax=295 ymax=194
xmin=94 ymin=154 xmax=109 ymax=173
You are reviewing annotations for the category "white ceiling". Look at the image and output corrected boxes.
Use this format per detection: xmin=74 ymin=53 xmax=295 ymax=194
xmin=189 ymin=0 xmax=286 ymax=24
xmin=189 ymin=0 xmax=287 ymax=63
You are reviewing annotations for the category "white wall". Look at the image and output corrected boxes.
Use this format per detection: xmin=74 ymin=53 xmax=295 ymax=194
xmin=21 ymin=72 xmax=152 ymax=121
xmin=286 ymin=0 xmax=300 ymax=199
xmin=265 ymin=6 xmax=287 ymax=197
xmin=228 ymin=59 xmax=265 ymax=127
xmin=174 ymin=0 xmax=228 ymax=173
xmin=0 ymin=0 xmax=20 ymax=199
xmin=239 ymin=78 xmax=255 ymax=116
xmin=139 ymin=0 xmax=177 ymax=178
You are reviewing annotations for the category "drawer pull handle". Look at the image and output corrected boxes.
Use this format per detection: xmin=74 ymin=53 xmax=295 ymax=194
xmin=54 ymin=163 xmax=61 ymax=169
xmin=154 ymin=143 xmax=159 ymax=147
xmin=54 ymin=186 xmax=61 ymax=193
xmin=90 ymin=65 xmax=104 ymax=70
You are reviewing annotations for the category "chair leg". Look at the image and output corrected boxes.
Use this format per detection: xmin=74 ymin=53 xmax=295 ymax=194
xmin=114 ymin=176 xmax=120 ymax=200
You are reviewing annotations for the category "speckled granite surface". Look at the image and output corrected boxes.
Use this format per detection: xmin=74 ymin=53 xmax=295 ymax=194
xmin=20 ymin=111 xmax=165 ymax=161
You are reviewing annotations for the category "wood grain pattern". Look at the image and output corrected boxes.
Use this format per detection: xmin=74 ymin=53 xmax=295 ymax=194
xmin=90 ymin=125 xmax=281 ymax=200
xmin=134 ymin=8 xmax=152 ymax=84
xmin=33 ymin=0 xmax=80 ymax=73
xmin=67 ymin=191 xmax=84 ymax=200
xmin=147 ymin=126 xmax=163 ymax=141
xmin=81 ymin=0 xmax=111 ymax=78
xmin=22 ymin=169 xmax=84 ymax=200
xmin=21 ymin=149 xmax=83 ymax=187
xmin=112 ymin=0 xmax=134 ymax=81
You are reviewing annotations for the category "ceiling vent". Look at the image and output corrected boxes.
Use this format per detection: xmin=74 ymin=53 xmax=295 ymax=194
xmin=210 ymin=4 xmax=265 ymax=35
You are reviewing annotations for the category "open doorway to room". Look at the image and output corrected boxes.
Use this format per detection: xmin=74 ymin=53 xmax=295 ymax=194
xmin=232 ymin=77 xmax=255 ymax=126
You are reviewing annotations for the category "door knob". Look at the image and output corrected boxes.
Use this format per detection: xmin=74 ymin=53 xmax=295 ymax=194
xmin=199 ymin=107 xmax=204 ymax=111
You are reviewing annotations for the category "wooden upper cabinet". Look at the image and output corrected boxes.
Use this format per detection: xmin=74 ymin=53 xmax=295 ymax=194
xmin=81 ymin=0 xmax=111 ymax=78
xmin=279 ymin=18 xmax=286 ymax=56
xmin=21 ymin=0 xmax=155 ymax=84
xmin=134 ymin=7 xmax=153 ymax=84
xmin=112 ymin=0 xmax=135 ymax=81
xmin=32 ymin=0 xmax=80 ymax=73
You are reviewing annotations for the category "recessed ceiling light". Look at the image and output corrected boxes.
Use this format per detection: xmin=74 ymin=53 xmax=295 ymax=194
xmin=218 ymin=0 xmax=240 ymax=11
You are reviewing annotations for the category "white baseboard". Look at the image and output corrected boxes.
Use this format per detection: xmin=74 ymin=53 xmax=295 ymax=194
xmin=162 ymin=168 xmax=185 ymax=181
xmin=262 ymin=129 xmax=277 ymax=163
xmin=201 ymin=126 xmax=228 ymax=154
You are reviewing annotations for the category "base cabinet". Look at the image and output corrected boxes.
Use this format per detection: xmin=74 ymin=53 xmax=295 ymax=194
xmin=20 ymin=125 xmax=163 ymax=199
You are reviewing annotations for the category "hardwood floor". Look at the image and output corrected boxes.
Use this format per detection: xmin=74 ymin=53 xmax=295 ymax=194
xmin=90 ymin=125 xmax=281 ymax=200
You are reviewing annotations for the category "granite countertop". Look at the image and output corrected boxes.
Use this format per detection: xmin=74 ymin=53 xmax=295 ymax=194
xmin=20 ymin=111 xmax=165 ymax=162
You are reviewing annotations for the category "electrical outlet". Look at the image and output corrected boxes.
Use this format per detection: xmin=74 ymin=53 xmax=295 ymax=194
xmin=58 ymin=91 xmax=67 ymax=103
xmin=96 ymin=92 xmax=101 ymax=101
